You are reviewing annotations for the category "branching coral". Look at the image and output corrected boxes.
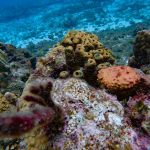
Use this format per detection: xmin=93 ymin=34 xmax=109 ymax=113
xmin=0 ymin=106 xmax=55 ymax=137
xmin=1 ymin=77 xmax=149 ymax=149
xmin=0 ymin=77 xmax=64 ymax=150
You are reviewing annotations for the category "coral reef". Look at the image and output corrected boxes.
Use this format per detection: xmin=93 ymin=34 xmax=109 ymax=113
xmin=36 ymin=45 xmax=66 ymax=79
xmin=0 ymin=139 xmax=22 ymax=150
xmin=0 ymin=106 xmax=55 ymax=137
xmin=0 ymin=30 xmax=150 ymax=149
xmin=0 ymin=42 xmax=37 ymax=148
xmin=0 ymin=42 xmax=36 ymax=95
xmin=0 ymin=77 xmax=64 ymax=150
xmin=132 ymin=30 xmax=150 ymax=65
xmin=36 ymin=31 xmax=115 ymax=86
xmin=98 ymin=21 xmax=150 ymax=65
xmin=0 ymin=77 xmax=150 ymax=149
xmin=49 ymin=78 xmax=135 ymax=149
xmin=61 ymin=31 xmax=115 ymax=65
xmin=129 ymin=30 xmax=150 ymax=74
xmin=0 ymin=93 xmax=18 ymax=148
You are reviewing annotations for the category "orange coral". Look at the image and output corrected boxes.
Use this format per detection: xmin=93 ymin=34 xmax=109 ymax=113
xmin=97 ymin=66 xmax=141 ymax=94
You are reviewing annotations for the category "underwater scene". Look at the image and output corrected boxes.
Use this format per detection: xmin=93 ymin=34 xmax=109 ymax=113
xmin=0 ymin=0 xmax=150 ymax=149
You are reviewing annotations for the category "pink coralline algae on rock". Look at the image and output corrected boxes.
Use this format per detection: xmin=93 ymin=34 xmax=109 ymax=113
xmin=127 ymin=91 xmax=150 ymax=134
xmin=49 ymin=78 xmax=150 ymax=150
xmin=0 ymin=77 xmax=149 ymax=149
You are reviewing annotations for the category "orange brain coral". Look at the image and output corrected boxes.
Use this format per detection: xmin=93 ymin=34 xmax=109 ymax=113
xmin=97 ymin=66 xmax=141 ymax=92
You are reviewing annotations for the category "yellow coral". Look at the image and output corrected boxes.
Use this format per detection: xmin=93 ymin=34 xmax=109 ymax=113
xmin=0 ymin=93 xmax=11 ymax=112
xmin=35 ymin=31 xmax=115 ymax=85
xmin=62 ymin=31 xmax=115 ymax=66
xmin=25 ymin=126 xmax=49 ymax=150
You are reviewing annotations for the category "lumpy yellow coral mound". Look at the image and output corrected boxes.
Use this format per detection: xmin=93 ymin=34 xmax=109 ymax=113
xmin=0 ymin=92 xmax=17 ymax=113
xmin=97 ymin=66 xmax=141 ymax=94
xmin=25 ymin=127 xmax=49 ymax=150
xmin=61 ymin=31 xmax=115 ymax=65
xmin=0 ymin=93 xmax=11 ymax=112
xmin=35 ymin=31 xmax=115 ymax=86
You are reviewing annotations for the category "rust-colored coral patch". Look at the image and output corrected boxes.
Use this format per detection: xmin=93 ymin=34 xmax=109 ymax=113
xmin=97 ymin=66 xmax=141 ymax=94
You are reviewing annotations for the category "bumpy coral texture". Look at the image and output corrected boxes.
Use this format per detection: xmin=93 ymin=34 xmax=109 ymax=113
xmin=36 ymin=31 xmax=115 ymax=85
xmin=97 ymin=66 xmax=141 ymax=94
xmin=129 ymin=30 xmax=150 ymax=74
xmin=133 ymin=30 xmax=150 ymax=65
xmin=0 ymin=92 xmax=17 ymax=113
xmin=0 ymin=77 xmax=64 ymax=150
xmin=1 ymin=77 xmax=149 ymax=150
xmin=0 ymin=93 xmax=11 ymax=113
xmin=25 ymin=78 xmax=149 ymax=150
xmin=61 ymin=31 xmax=115 ymax=65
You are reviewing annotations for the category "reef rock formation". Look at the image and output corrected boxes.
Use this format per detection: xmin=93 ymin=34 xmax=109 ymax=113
xmin=0 ymin=31 xmax=150 ymax=150
xmin=0 ymin=42 xmax=36 ymax=95
xmin=1 ymin=77 xmax=149 ymax=150
xmin=127 ymin=91 xmax=150 ymax=135
xmin=128 ymin=30 xmax=150 ymax=74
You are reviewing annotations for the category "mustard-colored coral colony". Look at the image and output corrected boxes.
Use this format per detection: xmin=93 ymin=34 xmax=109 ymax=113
xmin=0 ymin=31 xmax=150 ymax=150
xmin=37 ymin=31 xmax=115 ymax=86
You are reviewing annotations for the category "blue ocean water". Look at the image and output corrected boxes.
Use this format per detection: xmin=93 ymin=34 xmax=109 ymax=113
xmin=0 ymin=0 xmax=150 ymax=62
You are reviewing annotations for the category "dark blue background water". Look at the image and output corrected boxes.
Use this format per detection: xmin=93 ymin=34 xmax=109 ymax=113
xmin=0 ymin=0 xmax=63 ymax=22
xmin=0 ymin=0 xmax=115 ymax=22
xmin=0 ymin=0 xmax=149 ymax=64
